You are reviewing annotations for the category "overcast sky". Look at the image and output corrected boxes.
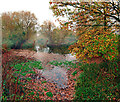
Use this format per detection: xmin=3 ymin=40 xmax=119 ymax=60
xmin=0 ymin=0 xmax=60 ymax=26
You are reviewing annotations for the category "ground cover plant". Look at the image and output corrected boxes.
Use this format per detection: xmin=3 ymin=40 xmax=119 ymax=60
xmin=49 ymin=58 xmax=120 ymax=100
xmin=49 ymin=60 xmax=80 ymax=68
xmin=2 ymin=48 xmax=119 ymax=101
xmin=74 ymin=58 xmax=120 ymax=100
xmin=2 ymin=50 xmax=43 ymax=101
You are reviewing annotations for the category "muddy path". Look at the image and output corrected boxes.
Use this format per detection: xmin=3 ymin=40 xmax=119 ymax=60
xmin=12 ymin=49 xmax=76 ymax=64
xmin=11 ymin=49 xmax=81 ymax=100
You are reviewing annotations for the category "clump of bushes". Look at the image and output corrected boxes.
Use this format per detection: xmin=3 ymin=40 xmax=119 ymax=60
xmin=2 ymin=39 xmax=14 ymax=53
xmin=21 ymin=41 xmax=35 ymax=50
xmin=2 ymin=31 xmax=36 ymax=50
xmin=2 ymin=39 xmax=14 ymax=49
xmin=2 ymin=39 xmax=35 ymax=51
xmin=74 ymin=58 xmax=120 ymax=100
xmin=69 ymin=27 xmax=119 ymax=62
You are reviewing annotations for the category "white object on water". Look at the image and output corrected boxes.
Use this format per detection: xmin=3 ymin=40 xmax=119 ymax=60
xmin=43 ymin=47 xmax=50 ymax=53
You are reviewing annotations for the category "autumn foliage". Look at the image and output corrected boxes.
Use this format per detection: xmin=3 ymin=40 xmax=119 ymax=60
xmin=50 ymin=1 xmax=119 ymax=62
xmin=50 ymin=1 xmax=120 ymax=100
xmin=2 ymin=11 xmax=38 ymax=49
xmin=68 ymin=27 xmax=118 ymax=62
xmin=39 ymin=20 xmax=73 ymax=44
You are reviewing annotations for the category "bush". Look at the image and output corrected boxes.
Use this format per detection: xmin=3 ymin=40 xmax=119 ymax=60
xmin=8 ymin=32 xmax=27 ymax=49
xmin=2 ymin=39 xmax=14 ymax=49
xmin=2 ymin=39 xmax=14 ymax=53
xmin=74 ymin=59 xmax=120 ymax=100
xmin=21 ymin=41 xmax=35 ymax=50
xmin=2 ymin=32 xmax=26 ymax=49
xmin=69 ymin=27 xmax=119 ymax=62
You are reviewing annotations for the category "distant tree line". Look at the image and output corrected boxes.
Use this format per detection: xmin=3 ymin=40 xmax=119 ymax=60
xmin=2 ymin=11 xmax=38 ymax=49
xmin=2 ymin=11 xmax=76 ymax=49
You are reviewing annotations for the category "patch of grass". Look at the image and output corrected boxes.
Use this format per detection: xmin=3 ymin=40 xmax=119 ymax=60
xmin=46 ymin=92 xmax=53 ymax=97
xmin=72 ymin=70 xmax=77 ymax=76
xmin=49 ymin=60 xmax=60 ymax=66
xmin=49 ymin=60 xmax=82 ymax=68
xmin=44 ymin=88 xmax=47 ymax=91
xmin=41 ymin=81 xmax=47 ymax=84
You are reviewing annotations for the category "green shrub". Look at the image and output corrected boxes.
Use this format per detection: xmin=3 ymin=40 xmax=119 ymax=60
xmin=2 ymin=39 xmax=14 ymax=49
xmin=72 ymin=70 xmax=77 ymax=76
xmin=21 ymin=41 xmax=34 ymax=49
xmin=7 ymin=32 xmax=27 ymax=49
xmin=46 ymin=92 xmax=53 ymax=97
xmin=75 ymin=59 xmax=120 ymax=100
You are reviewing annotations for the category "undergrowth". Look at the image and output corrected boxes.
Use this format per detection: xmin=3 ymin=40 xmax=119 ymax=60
xmin=74 ymin=57 xmax=120 ymax=100
xmin=2 ymin=49 xmax=120 ymax=101
xmin=49 ymin=60 xmax=80 ymax=68
xmin=2 ymin=50 xmax=43 ymax=101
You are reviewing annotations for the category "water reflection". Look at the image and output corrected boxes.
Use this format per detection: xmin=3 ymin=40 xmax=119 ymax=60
xmin=35 ymin=53 xmax=76 ymax=89
xmin=43 ymin=47 xmax=50 ymax=53
xmin=34 ymin=45 xmax=76 ymax=89
xmin=35 ymin=45 xmax=50 ymax=53
xmin=35 ymin=45 xmax=40 ymax=53
xmin=65 ymin=53 xmax=76 ymax=61
xmin=41 ymin=66 xmax=68 ymax=88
